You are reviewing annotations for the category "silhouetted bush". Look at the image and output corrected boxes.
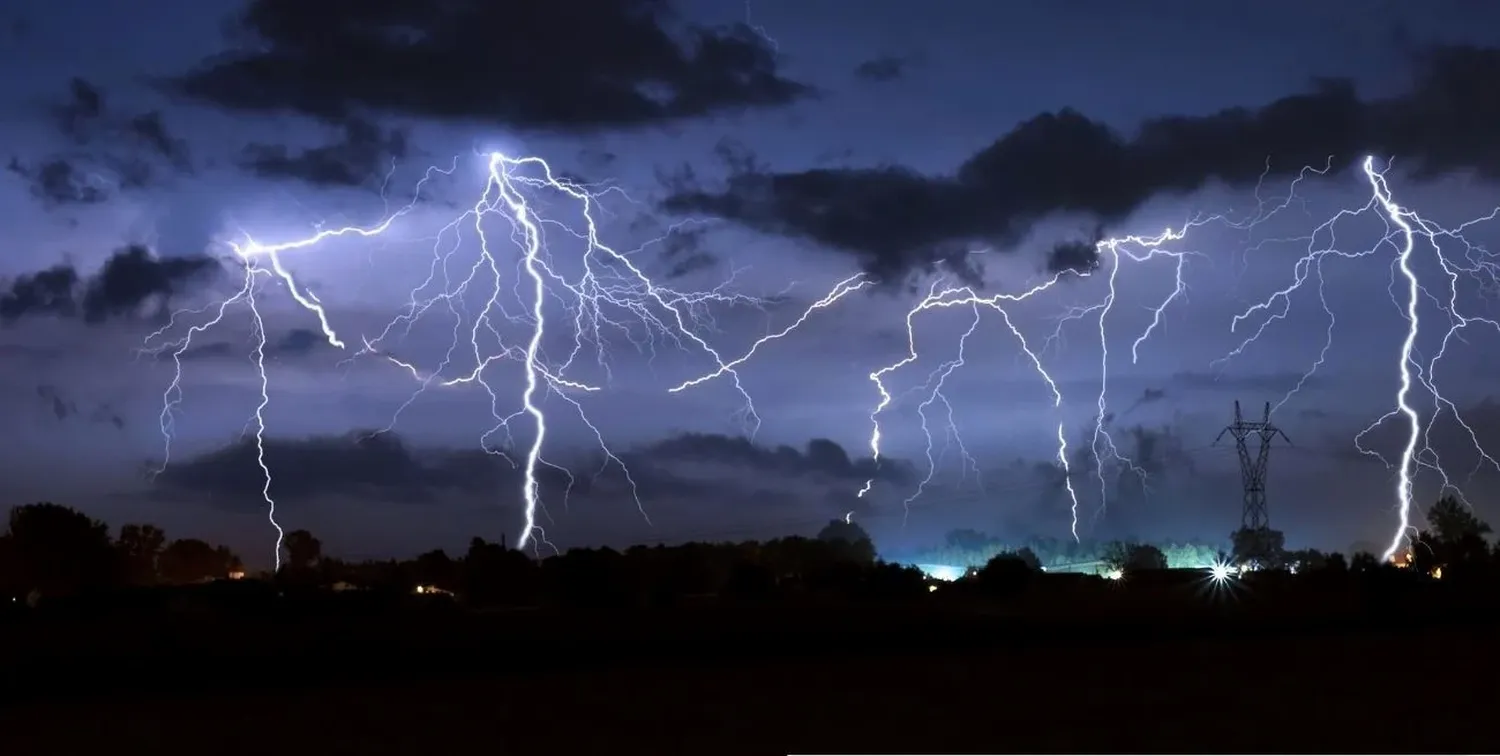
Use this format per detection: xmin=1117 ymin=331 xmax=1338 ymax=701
xmin=1103 ymin=542 xmax=1169 ymax=574
xmin=975 ymin=553 xmax=1037 ymax=598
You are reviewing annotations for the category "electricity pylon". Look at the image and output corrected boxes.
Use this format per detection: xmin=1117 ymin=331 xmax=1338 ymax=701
xmin=1214 ymin=401 xmax=1291 ymax=564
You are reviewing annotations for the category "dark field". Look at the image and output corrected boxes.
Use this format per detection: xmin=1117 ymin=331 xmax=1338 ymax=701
xmin=2 ymin=601 xmax=1495 ymax=754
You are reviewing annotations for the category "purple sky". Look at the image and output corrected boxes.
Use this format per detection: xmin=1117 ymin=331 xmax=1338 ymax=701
xmin=5 ymin=0 xmax=1500 ymax=567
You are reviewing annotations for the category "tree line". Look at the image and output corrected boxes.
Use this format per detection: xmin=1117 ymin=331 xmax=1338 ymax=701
xmin=907 ymin=496 xmax=1499 ymax=577
xmin=0 ymin=502 xmax=923 ymax=607
xmin=2 ymin=496 xmax=1495 ymax=610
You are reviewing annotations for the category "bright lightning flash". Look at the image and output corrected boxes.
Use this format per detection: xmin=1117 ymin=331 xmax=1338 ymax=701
xmin=690 ymin=154 xmax=1500 ymax=558
xmin=848 ymin=223 xmax=1219 ymax=541
xmin=142 ymin=151 xmax=861 ymax=566
xmin=1221 ymin=156 xmax=1500 ymax=562
xmin=141 ymin=148 xmax=1500 ymax=568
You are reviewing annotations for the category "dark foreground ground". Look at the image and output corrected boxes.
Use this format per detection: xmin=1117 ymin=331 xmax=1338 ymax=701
xmin=1 ymin=602 xmax=1494 ymax=753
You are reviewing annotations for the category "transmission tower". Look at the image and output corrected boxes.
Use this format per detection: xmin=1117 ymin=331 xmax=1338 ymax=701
xmin=1213 ymin=401 xmax=1291 ymax=560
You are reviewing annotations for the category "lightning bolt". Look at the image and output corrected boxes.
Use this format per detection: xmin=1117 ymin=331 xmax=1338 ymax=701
xmin=140 ymin=145 xmax=1500 ymax=569
xmin=857 ymin=274 xmax=1075 ymax=528
xmin=144 ymin=151 xmax=861 ymax=564
xmin=1221 ymin=156 xmax=1500 ymax=562
xmin=849 ymin=222 xmax=1216 ymax=540
xmin=681 ymin=153 xmax=1500 ymax=557
xmin=140 ymin=263 xmax=288 ymax=567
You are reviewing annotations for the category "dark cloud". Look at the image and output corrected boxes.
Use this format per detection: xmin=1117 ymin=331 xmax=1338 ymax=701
xmin=155 ymin=431 xmax=910 ymax=514
xmin=170 ymin=340 xmax=236 ymax=362
xmin=168 ymin=0 xmax=811 ymax=133
xmin=238 ymin=116 xmax=410 ymax=190
xmin=122 ymin=111 xmax=193 ymax=170
xmin=998 ymin=416 xmax=1202 ymax=538
xmin=33 ymin=384 xmax=125 ymax=430
xmin=1334 ymin=398 xmax=1500 ymax=466
xmin=51 ymin=77 xmax=104 ymax=139
xmin=0 ymin=245 xmax=223 ymax=326
xmin=853 ymin=55 xmax=911 ymax=83
xmin=88 ymin=404 xmax=126 ymax=431
xmin=35 ymin=384 xmax=74 ymax=421
xmin=1123 ymin=387 xmax=1168 ymax=415
xmin=269 ymin=328 xmax=328 ymax=358
xmin=639 ymin=433 xmax=913 ymax=485
xmin=9 ymin=78 xmax=191 ymax=207
xmin=170 ymin=328 xmax=336 ymax=363
xmin=656 ymin=225 xmax=719 ymax=279
xmin=49 ymin=77 xmax=191 ymax=168
xmin=7 ymin=155 xmax=149 ymax=208
xmin=153 ymin=432 xmax=509 ymax=507
xmin=663 ymin=45 xmax=1500 ymax=287
xmin=576 ymin=147 xmax=619 ymax=172
xmin=1044 ymin=232 xmax=1105 ymax=275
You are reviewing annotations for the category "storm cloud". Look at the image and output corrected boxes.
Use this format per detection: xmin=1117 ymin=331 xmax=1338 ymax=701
xmin=169 ymin=0 xmax=811 ymax=133
xmin=0 ymin=245 xmax=223 ymax=325
xmin=663 ymin=45 xmax=1500 ymax=287
xmin=8 ymin=78 xmax=192 ymax=207
xmin=153 ymin=430 xmax=909 ymax=515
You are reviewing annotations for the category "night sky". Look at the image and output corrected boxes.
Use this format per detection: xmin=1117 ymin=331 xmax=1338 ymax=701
xmin=6 ymin=0 xmax=1500 ymax=567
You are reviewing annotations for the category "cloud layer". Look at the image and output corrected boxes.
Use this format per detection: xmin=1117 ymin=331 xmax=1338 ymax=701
xmin=663 ymin=45 xmax=1500 ymax=286
xmin=8 ymin=78 xmax=192 ymax=207
xmin=169 ymin=0 xmax=810 ymax=132
xmin=0 ymin=246 xmax=222 ymax=326
xmin=153 ymin=430 xmax=908 ymax=511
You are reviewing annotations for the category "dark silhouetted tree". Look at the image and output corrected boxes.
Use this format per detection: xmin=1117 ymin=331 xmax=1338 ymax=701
xmin=544 ymin=547 xmax=631 ymax=608
xmin=976 ymin=552 xmax=1036 ymax=597
xmin=463 ymin=537 xmax=538 ymax=606
xmin=1350 ymin=551 xmax=1379 ymax=572
xmin=815 ymin=518 xmax=877 ymax=565
xmin=1411 ymin=497 xmax=1494 ymax=575
xmin=159 ymin=538 xmax=238 ymax=583
xmin=1320 ymin=551 xmax=1348 ymax=572
xmin=218 ymin=545 xmax=244 ymax=575
xmin=1103 ymin=542 xmax=1168 ymax=573
xmin=863 ymin=562 xmax=929 ymax=600
xmin=6 ymin=502 xmax=118 ymax=597
xmin=1401 ymin=498 xmax=1493 ymax=577
xmin=1427 ymin=496 xmax=1492 ymax=542
xmin=1012 ymin=546 xmax=1042 ymax=571
xmin=0 ymin=533 xmax=16 ymax=598
xmin=284 ymin=529 xmax=322 ymax=571
xmin=413 ymin=549 xmax=458 ymax=591
xmin=117 ymin=523 xmax=166 ymax=585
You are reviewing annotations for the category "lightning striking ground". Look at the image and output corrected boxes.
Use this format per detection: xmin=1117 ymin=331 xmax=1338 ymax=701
xmin=141 ymin=146 xmax=1500 ymax=566
xmin=143 ymin=151 xmax=861 ymax=565
xmin=1210 ymin=157 xmax=1500 ymax=561
xmin=768 ymin=155 xmax=1498 ymax=557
